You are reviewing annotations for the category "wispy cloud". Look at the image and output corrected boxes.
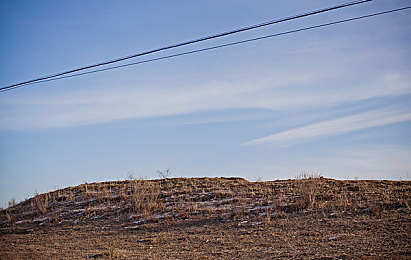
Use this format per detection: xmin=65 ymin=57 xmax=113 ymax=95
xmin=1 ymin=32 xmax=410 ymax=130
xmin=1 ymin=69 xmax=410 ymax=130
xmin=244 ymin=108 xmax=411 ymax=146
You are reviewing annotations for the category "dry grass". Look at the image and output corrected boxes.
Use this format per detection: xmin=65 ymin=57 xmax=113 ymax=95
xmin=1 ymin=177 xmax=410 ymax=259
xmin=32 ymin=193 xmax=49 ymax=214
xmin=3 ymin=177 xmax=408 ymax=223
xmin=8 ymin=198 xmax=16 ymax=208
xmin=131 ymin=180 xmax=164 ymax=218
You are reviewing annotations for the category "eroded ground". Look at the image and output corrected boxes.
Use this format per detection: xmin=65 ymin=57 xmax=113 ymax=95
xmin=1 ymin=177 xmax=410 ymax=259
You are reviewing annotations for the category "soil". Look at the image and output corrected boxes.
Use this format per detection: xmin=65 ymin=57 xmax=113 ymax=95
xmin=1 ymin=177 xmax=410 ymax=259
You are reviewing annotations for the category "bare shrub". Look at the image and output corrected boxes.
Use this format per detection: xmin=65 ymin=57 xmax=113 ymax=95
xmin=297 ymin=179 xmax=319 ymax=211
xmin=295 ymin=171 xmax=322 ymax=180
xmin=8 ymin=198 xmax=16 ymax=208
xmin=131 ymin=181 xmax=164 ymax=218
xmin=67 ymin=189 xmax=75 ymax=203
xmin=156 ymin=169 xmax=170 ymax=179
xmin=233 ymin=191 xmax=247 ymax=220
xmin=335 ymin=187 xmax=350 ymax=211
xmin=34 ymin=192 xmax=49 ymax=214
xmin=95 ymin=184 xmax=110 ymax=204
xmin=5 ymin=210 xmax=12 ymax=223
xmin=84 ymin=183 xmax=90 ymax=195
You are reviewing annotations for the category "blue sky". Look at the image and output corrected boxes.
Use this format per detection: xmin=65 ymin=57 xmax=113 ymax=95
xmin=1 ymin=0 xmax=410 ymax=207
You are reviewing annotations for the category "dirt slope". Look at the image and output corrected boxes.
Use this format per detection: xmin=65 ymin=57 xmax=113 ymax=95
xmin=1 ymin=177 xmax=410 ymax=259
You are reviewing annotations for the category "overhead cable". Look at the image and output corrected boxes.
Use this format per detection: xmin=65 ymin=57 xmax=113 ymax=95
xmin=0 ymin=0 xmax=372 ymax=92
xmin=1 ymin=6 xmax=409 ymax=93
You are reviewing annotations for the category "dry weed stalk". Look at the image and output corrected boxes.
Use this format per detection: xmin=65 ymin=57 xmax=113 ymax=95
xmin=404 ymin=200 xmax=411 ymax=211
xmin=295 ymin=171 xmax=322 ymax=180
xmin=336 ymin=188 xmax=350 ymax=211
xmin=233 ymin=191 xmax=247 ymax=219
xmin=297 ymin=179 xmax=319 ymax=211
xmin=131 ymin=181 xmax=164 ymax=218
xmin=67 ymin=189 xmax=75 ymax=203
xmin=5 ymin=210 xmax=12 ymax=223
xmin=85 ymin=206 xmax=97 ymax=217
xmin=95 ymin=184 xmax=110 ymax=204
xmin=8 ymin=198 xmax=16 ymax=208
xmin=84 ymin=182 xmax=89 ymax=195
xmin=34 ymin=192 xmax=49 ymax=214
xmin=156 ymin=169 xmax=170 ymax=179
xmin=265 ymin=207 xmax=271 ymax=223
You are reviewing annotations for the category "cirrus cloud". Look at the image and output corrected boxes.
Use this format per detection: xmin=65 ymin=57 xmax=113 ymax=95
xmin=244 ymin=108 xmax=411 ymax=146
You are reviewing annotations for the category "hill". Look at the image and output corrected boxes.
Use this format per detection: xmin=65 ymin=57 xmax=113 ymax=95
xmin=1 ymin=177 xmax=410 ymax=259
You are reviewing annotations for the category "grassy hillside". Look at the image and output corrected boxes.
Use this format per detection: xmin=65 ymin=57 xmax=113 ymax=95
xmin=1 ymin=177 xmax=410 ymax=259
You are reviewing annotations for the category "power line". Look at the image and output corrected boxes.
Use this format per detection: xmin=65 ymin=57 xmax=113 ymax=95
xmin=1 ymin=0 xmax=372 ymax=92
xmin=1 ymin=6 xmax=409 ymax=93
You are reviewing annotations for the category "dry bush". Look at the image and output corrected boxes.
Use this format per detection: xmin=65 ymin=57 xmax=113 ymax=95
xmin=95 ymin=184 xmax=110 ymax=204
xmin=131 ymin=181 xmax=164 ymax=218
xmin=232 ymin=192 xmax=247 ymax=220
xmin=80 ymin=184 xmax=90 ymax=203
xmin=84 ymin=183 xmax=89 ymax=195
xmin=157 ymin=169 xmax=170 ymax=179
xmin=67 ymin=189 xmax=75 ymax=203
xmin=5 ymin=210 xmax=12 ymax=223
xmin=295 ymin=171 xmax=322 ymax=180
xmin=8 ymin=198 xmax=16 ymax=208
xmin=296 ymin=179 xmax=320 ymax=211
xmin=335 ymin=187 xmax=350 ymax=211
xmin=33 ymin=193 xmax=49 ymax=214
xmin=118 ymin=184 xmax=128 ymax=201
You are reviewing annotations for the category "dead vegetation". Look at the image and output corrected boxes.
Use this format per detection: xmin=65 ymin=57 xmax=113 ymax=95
xmin=1 ymin=177 xmax=410 ymax=259
xmin=1 ymin=177 xmax=410 ymax=227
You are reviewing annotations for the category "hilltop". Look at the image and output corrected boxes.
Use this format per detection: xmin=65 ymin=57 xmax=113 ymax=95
xmin=1 ymin=177 xmax=410 ymax=259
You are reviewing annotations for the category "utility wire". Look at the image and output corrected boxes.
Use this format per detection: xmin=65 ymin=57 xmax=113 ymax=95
xmin=1 ymin=0 xmax=372 ymax=92
xmin=1 ymin=6 xmax=409 ymax=93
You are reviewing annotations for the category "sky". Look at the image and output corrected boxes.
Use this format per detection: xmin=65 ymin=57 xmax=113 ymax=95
xmin=0 ymin=0 xmax=410 ymax=207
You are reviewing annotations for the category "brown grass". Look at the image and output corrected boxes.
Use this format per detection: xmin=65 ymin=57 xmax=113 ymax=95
xmin=1 ymin=177 xmax=410 ymax=259
xmin=33 ymin=193 xmax=48 ymax=214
